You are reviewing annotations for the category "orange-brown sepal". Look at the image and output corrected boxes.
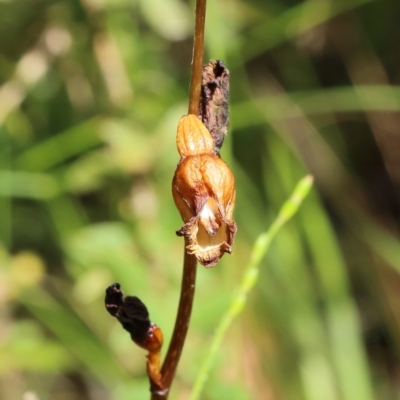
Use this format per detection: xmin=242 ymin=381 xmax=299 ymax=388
xmin=135 ymin=323 xmax=163 ymax=352
xmin=140 ymin=323 xmax=163 ymax=389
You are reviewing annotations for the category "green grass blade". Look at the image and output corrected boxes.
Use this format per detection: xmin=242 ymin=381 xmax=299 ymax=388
xmin=189 ymin=175 xmax=314 ymax=400
xmin=16 ymin=118 xmax=101 ymax=172
xmin=231 ymin=85 xmax=400 ymax=129
xmin=0 ymin=170 xmax=61 ymax=199
xmin=240 ymin=0 xmax=374 ymax=63
xmin=300 ymin=195 xmax=375 ymax=400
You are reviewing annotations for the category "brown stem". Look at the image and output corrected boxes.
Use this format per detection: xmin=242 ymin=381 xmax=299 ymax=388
xmin=188 ymin=0 xmax=207 ymax=115
xmin=150 ymin=242 xmax=197 ymax=399
xmin=150 ymin=0 xmax=206 ymax=398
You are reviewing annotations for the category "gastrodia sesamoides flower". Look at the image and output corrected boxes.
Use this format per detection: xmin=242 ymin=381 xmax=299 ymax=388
xmin=172 ymin=114 xmax=237 ymax=267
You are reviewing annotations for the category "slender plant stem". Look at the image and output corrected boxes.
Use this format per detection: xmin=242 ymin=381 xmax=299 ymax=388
xmin=188 ymin=0 xmax=207 ymax=115
xmin=151 ymin=244 xmax=197 ymax=400
xmin=151 ymin=1 xmax=206 ymax=398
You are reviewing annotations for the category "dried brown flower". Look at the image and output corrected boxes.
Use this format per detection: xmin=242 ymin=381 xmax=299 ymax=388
xmin=105 ymin=283 xmax=163 ymax=389
xmin=198 ymin=60 xmax=230 ymax=154
xmin=172 ymin=114 xmax=237 ymax=267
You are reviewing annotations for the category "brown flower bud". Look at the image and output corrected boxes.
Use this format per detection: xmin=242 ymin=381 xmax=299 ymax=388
xmin=176 ymin=112 xmax=215 ymax=157
xmin=172 ymin=114 xmax=237 ymax=267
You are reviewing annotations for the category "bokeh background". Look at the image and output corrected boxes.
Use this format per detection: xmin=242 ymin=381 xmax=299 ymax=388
xmin=2 ymin=0 xmax=400 ymax=399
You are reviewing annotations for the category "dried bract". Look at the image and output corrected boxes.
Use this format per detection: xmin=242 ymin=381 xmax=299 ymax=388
xmin=198 ymin=60 xmax=230 ymax=154
xmin=172 ymin=114 xmax=237 ymax=267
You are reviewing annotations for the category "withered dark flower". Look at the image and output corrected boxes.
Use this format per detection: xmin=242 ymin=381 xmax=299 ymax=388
xmin=105 ymin=282 xmax=152 ymax=345
xmin=172 ymin=114 xmax=237 ymax=267
xmin=105 ymin=283 xmax=163 ymax=388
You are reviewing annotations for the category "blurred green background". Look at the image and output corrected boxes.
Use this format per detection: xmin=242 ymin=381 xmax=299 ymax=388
xmin=1 ymin=0 xmax=400 ymax=399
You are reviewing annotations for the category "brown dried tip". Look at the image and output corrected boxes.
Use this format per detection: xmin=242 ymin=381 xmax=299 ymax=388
xmin=198 ymin=60 xmax=230 ymax=154
xmin=172 ymin=114 xmax=237 ymax=267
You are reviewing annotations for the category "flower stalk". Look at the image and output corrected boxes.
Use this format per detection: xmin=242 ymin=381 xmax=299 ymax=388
xmin=151 ymin=0 xmax=208 ymax=398
xmin=188 ymin=0 xmax=207 ymax=115
xmin=151 ymin=241 xmax=198 ymax=399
